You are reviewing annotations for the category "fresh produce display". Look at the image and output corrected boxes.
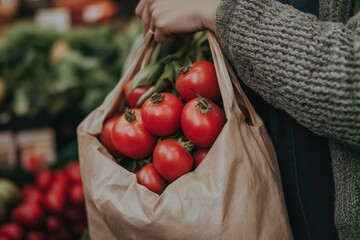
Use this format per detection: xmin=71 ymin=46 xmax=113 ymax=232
xmin=99 ymin=32 xmax=251 ymax=195
xmin=0 ymin=162 xmax=86 ymax=240
xmin=0 ymin=20 xmax=141 ymax=117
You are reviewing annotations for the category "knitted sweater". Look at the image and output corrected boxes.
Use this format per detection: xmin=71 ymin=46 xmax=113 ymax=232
xmin=215 ymin=0 xmax=360 ymax=239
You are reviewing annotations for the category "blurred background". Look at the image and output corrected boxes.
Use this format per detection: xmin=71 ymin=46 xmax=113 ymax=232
xmin=0 ymin=1 xmax=141 ymax=239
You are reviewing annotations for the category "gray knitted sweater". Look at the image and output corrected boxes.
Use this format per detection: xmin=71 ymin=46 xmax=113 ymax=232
xmin=215 ymin=0 xmax=360 ymax=239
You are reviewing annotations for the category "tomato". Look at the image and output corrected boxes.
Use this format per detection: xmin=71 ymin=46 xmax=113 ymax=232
xmin=68 ymin=183 xmax=84 ymax=206
xmin=193 ymin=147 xmax=210 ymax=169
xmin=175 ymin=60 xmax=220 ymax=102
xmin=0 ymin=223 xmax=24 ymax=240
xmin=124 ymin=80 xmax=151 ymax=108
xmin=153 ymin=139 xmax=193 ymax=182
xmin=100 ymin=116 xmax=120 ymax=156
xmin=181 ymin=97 xmax=226 ymax=147
xmin=136 ymin=163 xmax=167 ymax=194
xmin=35 ymin=169 xmax=53 ymax=191
xmin=45 ymin=216 xmax=64 ymax=232
xmin=0 ymin=236 xmax=10 ymax=240
xmin=141 ymin=93 xmax=184 ymax=136
xmin=43 ymin=190 xmax=65 ymax=213
xmin=11 ymin=202 xmax=43 ymax=227
xmin=65 ymin=162 xmax=82 ymax=183
xmin=51 ymin=171 xmax=68 ymax=194
xmin=27 ymin=231 xmax=45 ymax=240
xmin=112 ymin=109 xmax=157 ymax=159
xmin=23 ymin=186 xmax=42 ymax=204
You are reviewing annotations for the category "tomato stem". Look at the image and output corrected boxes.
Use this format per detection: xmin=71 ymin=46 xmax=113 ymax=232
xmin=178 ymin=57 xmax=193 ymax=74
xmin=124 ymin=108 xmax=136 ymax=122
xmin=191 ymin=89 xmax=212 ymax=114
xmin=178 ymin=137 xmax=195 ymax=153
xmin=150 ymin=92 xmax=165 ymax=104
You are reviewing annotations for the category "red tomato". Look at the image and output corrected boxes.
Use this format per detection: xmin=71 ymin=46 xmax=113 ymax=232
xmin=193 ymin=147 xmax=210 ymax=169
xmin=112 ymin=109 xmax=157 ymax=159
xmin=45 ymin=216 xmax=64 ymax=232
xmin=68 ymin=183 xmax=84 ymax=206
xmin=43 ymin=190 xmax=65 ymax=213
xmin=153 ymin=139 xmax=193 ymax=182
xmin=51 ymin=171 xmax=68 ymax=194
xmin=175 ymin=60 xmax=220 ymax=102
xmin=136 ymin=163 xmax=167 ymax=194
xmin=23 ymin=186 xmax=42 ymax=204
xmin=65 ymin=162 xmax=82 ymax=183
xmin=27 ymin=231 xmax=45 ymax=240
xmin=35 ymin=169 xmax=53 ymax=191
xmin=124 ymin=80 xmax=151 ymax=108
xmin=0 ymin=223 xmax=24 ymax=240
xmin=100 ymin=116 xmax=120 ymax=156
xmin=141 ymin=93 xmax=184 ymax=136
xmin=181 ymin=97 xmax=226 ymax=147
xmin=11 ymin=202 xmax=43 ymax=227
xmin=0 ymin=236 xmax=10 ymax=240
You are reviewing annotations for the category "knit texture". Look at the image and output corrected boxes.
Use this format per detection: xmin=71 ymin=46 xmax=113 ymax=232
xmin=215 ymin=0 xmax=360 ymax=239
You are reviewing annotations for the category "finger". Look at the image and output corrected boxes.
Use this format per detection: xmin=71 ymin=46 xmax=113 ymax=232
xmin=154 ymin=30 xmax=175 ymax=43
xmin=135 ymin=0 xmax=146 ymax=18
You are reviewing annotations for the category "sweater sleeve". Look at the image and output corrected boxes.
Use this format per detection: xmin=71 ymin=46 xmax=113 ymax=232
xmin=215 ymin=0 xmax=360 ymax=148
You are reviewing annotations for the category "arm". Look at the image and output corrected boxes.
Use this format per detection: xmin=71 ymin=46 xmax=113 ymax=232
xmin=216 ymin=0 xmax=360 ymax=148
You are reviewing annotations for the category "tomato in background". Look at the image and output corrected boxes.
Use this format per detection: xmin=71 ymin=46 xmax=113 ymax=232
xmin=22 ymin=186 xmax=42 ymax=204
xmin=68 ymin=183 xmax=84 ymax=206
xmin=35 ymin=170 xmax=53 ymax=191
xmin=141 ymin=93 xmax=184 ymax=136
xmin=100 ymin=116 xmax=120 ymax=156
xmin=136 ymin=163 xmax=167 ymax=194
xmin=27 ymin=231 xmax=45 ymax=240
xmin=0 ymin=222 xmax=23 ymax=240
xmin=153 ymin=139 xmax=193 ymax=182
xmin=65 ymin=162 xmax=82 ymax=183
xmin=193 ymin=147 xmax=210 ymax=169
xmin=175 ymin=60 xmax=220 ymax=102
xmin=112 ymin=109 xmax=157 ymax=159
xmin=181 ymin=97 xmax=226 ymax=147
xmin=51 ymin=171 xmax=68 ymax=194
xmin=43 ymin=190 xmax=65 ymax=213
xmin=124 ymin=80 xmax=151 ymax=108
xmin=45 ymin=216 xmax=64 ymax=232
xmin=11 ymin=202 xmax=43 ymax=227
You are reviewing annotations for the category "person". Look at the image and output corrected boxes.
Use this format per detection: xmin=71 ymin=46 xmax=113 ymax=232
xmin=136 ymin=0 xmax=360 ymax=239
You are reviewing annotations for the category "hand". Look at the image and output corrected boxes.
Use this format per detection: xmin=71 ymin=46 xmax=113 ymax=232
xmin=135 ymin=0 xmax=220 ymax=42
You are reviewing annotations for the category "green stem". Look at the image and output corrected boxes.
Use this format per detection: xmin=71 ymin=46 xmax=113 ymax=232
xmin=150 ymin=92 xmax=165 ymax=104
xmin=177 ymin=136 xmax=195 ymax=153
xmin=191 ymin=89 xmax=212 ymax=114
xmin=124 ymin=108 xmax=136 ymax=122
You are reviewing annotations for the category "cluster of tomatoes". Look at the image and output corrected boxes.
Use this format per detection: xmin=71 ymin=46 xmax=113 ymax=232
xmin=100 ymin=60 xmax=248 ymax=194
xmin=0 ymin=162 xmax=86 ymax=240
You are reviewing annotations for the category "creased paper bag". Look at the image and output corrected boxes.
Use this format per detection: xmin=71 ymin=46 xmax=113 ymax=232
xmin=77 ymin=32 xmax=293 ymax=240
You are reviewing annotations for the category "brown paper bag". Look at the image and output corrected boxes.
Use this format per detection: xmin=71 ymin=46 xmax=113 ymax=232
xmin=77 ymin=32 xmax=293 ymax=240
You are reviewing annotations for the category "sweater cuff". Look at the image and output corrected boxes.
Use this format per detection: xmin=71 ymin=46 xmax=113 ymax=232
xmin=215 ymin=0 xmax=236 ymax=60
